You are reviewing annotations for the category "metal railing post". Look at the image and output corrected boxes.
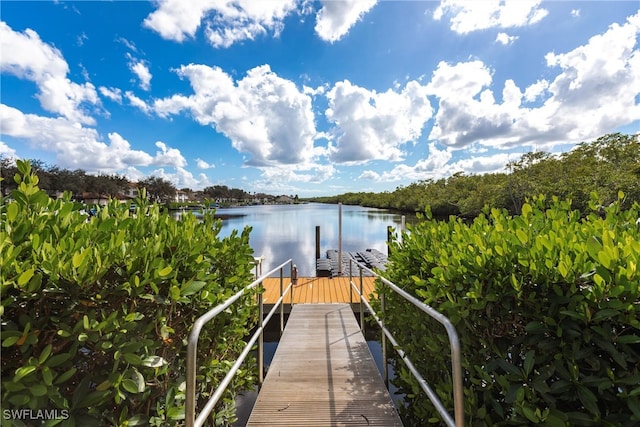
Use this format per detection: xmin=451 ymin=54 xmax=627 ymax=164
xmin=186 ymin=259 xmax=295 ymax=427
xmin=279 ymin=267 xmax=284 ymax=335
xmin=258 ymin=291 xmax=264 ymax=385
xmin=185 ymin=325 xmax=200 ymax=427
xmin=347 ymin=259 xmax=465 ymax=427
xmin=381 ymin=291 xmax=388 ymax=386
xmin=290 ymin=264 xmax=295 ymax=305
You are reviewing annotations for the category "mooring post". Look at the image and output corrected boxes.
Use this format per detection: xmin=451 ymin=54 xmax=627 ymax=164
xmin=315 ymin=225 xmax=320 ymax=260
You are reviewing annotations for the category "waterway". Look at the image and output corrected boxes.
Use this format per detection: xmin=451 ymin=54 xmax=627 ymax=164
xmin=214 ymin=202 xmax=409 ymax=276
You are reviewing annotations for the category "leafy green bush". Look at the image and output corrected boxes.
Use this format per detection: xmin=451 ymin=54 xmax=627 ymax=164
xmin=378 ymin=194 xmax=640 ymax=426
xmin=1 ymin=161 xmax=257 ymax=426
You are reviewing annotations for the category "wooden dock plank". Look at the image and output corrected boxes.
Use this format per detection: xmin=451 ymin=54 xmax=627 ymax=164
xmin=246 ymin=304 xmax=402 ymax=426
xmin=337 ymin=277 xmax=351 ymax=303
xmin=259 ymin=276 xmax=377 ymax=305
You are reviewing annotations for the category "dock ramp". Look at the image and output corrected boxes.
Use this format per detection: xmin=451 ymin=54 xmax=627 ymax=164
xmin=246 ymin=303 xmax=402 ymax=426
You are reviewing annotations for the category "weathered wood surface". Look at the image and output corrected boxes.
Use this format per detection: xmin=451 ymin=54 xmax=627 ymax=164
xmin=246 ymin=304 xmax=402 ymax=426
xmin=260 ymin=276 xmax=376 ymax=305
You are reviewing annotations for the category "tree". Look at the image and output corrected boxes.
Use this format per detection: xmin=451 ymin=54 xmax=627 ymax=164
xmin=560 ymin=132 xmax=640 ymax=209
xmin=505 ymin=151 xmax=561 ymax=213
xmin=138 ymin=176 xmax=177 ymax=203
xmin=47 ymin=166 xmax=88 ymax=197
xmin=84 ymin=174 xmax=128 ymax=203
xmin=0 ymin=156 xmax=18 ymax=196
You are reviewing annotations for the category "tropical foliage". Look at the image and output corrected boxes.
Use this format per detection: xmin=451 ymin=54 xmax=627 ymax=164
xmin=377 ymin=195 xmax=640 ymax=426
xmin=1 ymin=161 xmax=257 ymax=426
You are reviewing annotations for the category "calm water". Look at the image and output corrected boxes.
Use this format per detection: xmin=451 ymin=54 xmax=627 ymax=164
xmin=214 ymin=203 xmax=407 ymax=276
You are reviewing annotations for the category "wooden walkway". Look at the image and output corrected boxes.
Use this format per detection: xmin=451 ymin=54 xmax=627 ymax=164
xmin=246 ymin=304 xmax=402 ymax=426
xmin=259 ymin=276 xmax=376 ymax=306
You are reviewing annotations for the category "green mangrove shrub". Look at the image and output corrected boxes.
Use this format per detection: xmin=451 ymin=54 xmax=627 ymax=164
xmin=377 ymin=195 xmax=640 ymax=426
xmin=1 ymin=160 xmax=257 ymax=426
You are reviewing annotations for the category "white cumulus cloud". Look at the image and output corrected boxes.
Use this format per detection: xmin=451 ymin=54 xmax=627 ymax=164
xmin=144 ymin=0 xmax=375 ymax=47
xmin=195 ymin=158 xmax=215 ymax=169
xmin=154 ymin=141 xmax=187 ymax=168
xmin=125 ymin=91 xmax=151 ymax=114
xmin=0 ymin=21 xmax=100 ymax=125
xmin=128 ymin=56 xmax=152 ymax=91
xmin=0 ymin=141 xmax=17 ymax=157
xmin=255 ymin=162 xmax=336 ymax=193
xmin=315 ymin=0 xmax=377 ymax=42
xmin=496 ymin=32 xmax=518 ymax=45
xmin=99 ymin=86 xmax=123 ymax=103
xmin=144 ymin=0 xmax=298 ymax=48
xmin=153 ymin=64 xmax=318 ymax=166
xmin=325 ymin=80 xmax=433 ymax=163
xmin=434 ymin=0 xmax=548 ymax=34
xmin=0 ymin=104 xmax=187 ymax=172
xmin=426 ymin=11 xmax=640 ymax=149
xmin=147 ymin=166 xmax=209 ymax=190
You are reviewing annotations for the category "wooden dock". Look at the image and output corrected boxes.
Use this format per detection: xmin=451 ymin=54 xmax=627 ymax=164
xmin=246 ymin=304 xmax=402 ymax=426
xmin=259 ymin=276 xmax=376 ymax=306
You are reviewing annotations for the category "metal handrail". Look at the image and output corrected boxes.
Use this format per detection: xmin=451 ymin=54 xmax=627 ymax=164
xmin=348 ymin=259 xmax=464 ymax=427
xmin=186 ymin=259 xmax=296 ymax=427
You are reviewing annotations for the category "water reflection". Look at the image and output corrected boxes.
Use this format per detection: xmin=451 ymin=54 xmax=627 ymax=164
xmin=211 ymin=203 xmax=408 ymax=276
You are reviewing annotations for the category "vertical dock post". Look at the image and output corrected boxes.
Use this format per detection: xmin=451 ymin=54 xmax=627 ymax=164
xmin=315 ymin=225 xmax=321 ymax=260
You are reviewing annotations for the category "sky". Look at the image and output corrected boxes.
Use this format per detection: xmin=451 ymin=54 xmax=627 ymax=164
xmin=1 ymin=1 xmax=639 ymax=198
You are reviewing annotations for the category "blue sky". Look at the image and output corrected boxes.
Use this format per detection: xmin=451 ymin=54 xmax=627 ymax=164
xmin=1 ymin=1 xmax=639 ymax=197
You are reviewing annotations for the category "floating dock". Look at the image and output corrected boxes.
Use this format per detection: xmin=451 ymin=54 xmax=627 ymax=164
xmin=246 ymin=304 xmax=402 ymax=426
xmin=316 ymin=249 xmax=387 ymax=278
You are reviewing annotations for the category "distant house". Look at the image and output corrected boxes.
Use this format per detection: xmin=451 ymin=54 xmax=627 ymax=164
xmin=174 ymin=190 xmax=189 ymax=203
xmin=250 ymin=196 xmax=273 ymax=205
xmin=81 ymin=193 xmax=108 ymax=206
xmin=275 ymin=195 xmax=294 ymax=204
xmin=123 ymin=182 xmax=140 ymax=199
xmin=82 ymin=192 xmax=133 ymax=206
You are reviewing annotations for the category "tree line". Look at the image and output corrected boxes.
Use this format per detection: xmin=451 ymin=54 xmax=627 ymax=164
xmin=0 ymin=158 xmax=276 ymax=204
xmin=307 ymin=133 xmax=640 ymax=217
xmin=0 ymin=158 xmax=178 ymax=202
